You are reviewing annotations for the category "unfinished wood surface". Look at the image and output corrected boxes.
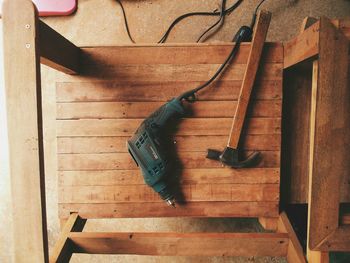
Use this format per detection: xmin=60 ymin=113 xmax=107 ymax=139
xmin=228 ymin=11 xmax=271 ymax=148
xmin=69 ymin=232 xmax=289 ymax=256
xmin=58 ymin=168 xmax=280 ymax=186
xmin=56 ymin=118 xmax=281 ymax=137
xmin=285 ymin=18 xmax=350 ymax=204
xmin=2 ymin=0 xmax=48 ymax=261
xmin=308 ymin=18 xmax=350 ymax=250
xmin=59 ymin=202 xmax=279 ymax=219
xmin=56 ymin=42 xmax=282 ymax=218
xmin=49 ymin=213 xmax=86 ymax=263
xmin=258 ymin=217 xmax=278 ymax=231
xmin=307 ymin=250 xmax=329 ymax=263
xmin=317 ymin=226 xmax=350 ymax=251
xmin=277 ymin=212 xmax=306 ymax=263
xmin=57 ymin=100 xmax=282 ymax=119
xmin=284 ymin=21 xmax=320 ymax=68
xmin=57 ymin=134 xmax=281 ymax=153
xmin=56 ymin=80 xmax=282 ymax=102
xmin=39 ymin=20 xmax=80 ymax=74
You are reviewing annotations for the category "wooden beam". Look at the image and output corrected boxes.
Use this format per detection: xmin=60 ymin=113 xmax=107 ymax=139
xmin=39 ymin=20 xmax=80 ymax=74
xmin=307 ymin=17 xmax=349 ymax=250
xmin=307 ymin=250 xmax=330 ymax=263
xmin=284 ymin=21 xmax=320 ymax=68
xmin=317 ymin=226 xmax=350 ymax=251
xmin=277 ymin=212 xmax=306 ymax=263
xmin=50 ymin=213 xmax=86 ymax=263
xmin=2 ymin=0 xmax=48 ymax=262
xmin=68 ymin=232 xmax=289 ymax=257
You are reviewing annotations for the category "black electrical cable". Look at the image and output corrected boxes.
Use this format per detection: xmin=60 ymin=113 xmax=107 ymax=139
xmin=158 ymin=0 xmax=243 ymax=43
xmin=177 ymin=0 xmax=268 ymax=102
xmin=116 ymin=0 xmax=136 ymax=43
xmin=196 ymin=0 xmax=227 ymax=43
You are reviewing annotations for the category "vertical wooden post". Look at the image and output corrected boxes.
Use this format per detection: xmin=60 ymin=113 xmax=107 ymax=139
xmin=2 ymin=0 xmax=48 ymax=262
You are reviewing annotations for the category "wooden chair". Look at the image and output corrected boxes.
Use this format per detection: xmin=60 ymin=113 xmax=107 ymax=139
xmin=3 ymin=0 xmax=349 ymax=262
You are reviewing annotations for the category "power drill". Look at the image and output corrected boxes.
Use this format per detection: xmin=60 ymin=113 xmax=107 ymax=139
xmin=127 ymin=26 xmax=253 ymax=207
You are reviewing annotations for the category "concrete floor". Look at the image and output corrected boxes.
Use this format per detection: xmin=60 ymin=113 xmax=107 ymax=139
xmin=1 ymin=0 xmax=350 ymax=262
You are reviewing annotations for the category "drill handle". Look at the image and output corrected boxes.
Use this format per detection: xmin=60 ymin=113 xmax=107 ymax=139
xmin=146 ymin=98 xmax=185 ymax=130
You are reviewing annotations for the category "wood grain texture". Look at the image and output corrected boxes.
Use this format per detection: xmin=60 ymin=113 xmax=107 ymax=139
xmin=57 ymin=134 xmax=281 ymax=153
xmin=56 ymin=80 xmax=282 ymax=102
xmin=284 ymin=21 xmax=320 ymax=68
xmin=58 ymin=168 xmax=280 ymax=186
xmin=68 ymin=232 xmax=289 ymax=256
xmin=228 ymin=10 xmax=271 ymax=148
xmin=308 ymin=18 xmax=350 ymax=250
xmin=2 ymin=0 xmax=48 ymax=261
xmin=56 ymin=100 xmax=282 ymax=119
xmin=57 ymin=151 xmax=280 ymax=170
xmin=56 ymin=42 xmax=282 ymax=218
xmin=59 ymin=202 xmax=280 ymax=219
xmin=56 ymin=118 xmax=281 ymax=137
xmin=39 ymin=20 xmax=80 ymax=74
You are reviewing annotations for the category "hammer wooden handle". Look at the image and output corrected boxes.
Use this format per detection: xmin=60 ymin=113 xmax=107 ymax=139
xmin=228 ymin=10 xmax=271 ymax=148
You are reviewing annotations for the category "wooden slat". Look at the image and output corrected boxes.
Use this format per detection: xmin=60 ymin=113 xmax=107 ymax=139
xmin=56 ymin=80 xmax=282 ymax=102
xmin=57 ymin=134 xmax=281 ymax=153
xmin=59 ymin=184 xmax=279 ymax=203
xmin=57 ymin=151 xmax=280 ymax=170
xmin=59 ymin=202 xmax=279 ymax=218
xmin=308 ymin=18 xmax=350 ymax=250
xmin=58 ymin=168 xmax=280 ymax=186
xmin=2 ymin=0 xmax=48 ymax=262
xmin=278 ymin=212 xmax=306 ymax=263
xmin=80 ymin=43 xmax=283 ymax=65
xmin=56 ymin=118 xmax=281 ymax=137
xmin=57 ymin=62 xmax=282 ymax=82
xmin=39 ymin=20 xmax=80 ymax=74
xmin=56 ymin=100 xmax=282 ymax=119
xmin=68 ymin=232 xmax=289 ymax=256
xmin=284 ymin=21 xmax=320 ymax=68
xmin=49 ymin=213 xmax=86 ymax=263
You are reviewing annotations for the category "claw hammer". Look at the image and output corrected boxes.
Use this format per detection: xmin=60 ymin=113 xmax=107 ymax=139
xmin=207 ymin=10 xmax=271 ymax=168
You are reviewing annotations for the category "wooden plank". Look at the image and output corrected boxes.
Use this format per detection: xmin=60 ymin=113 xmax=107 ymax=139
xmin=283 ymin=64 xmax=312 ymax=203
xmin=39 ymin=20 xmax=80 ymax=74
xmin=80 ymin=43 xmax=283 ymax=65
xmin=277 ymin=212 xmax=306 ymax=263
xmin=59 ymin=184 xmax=279 ymax=203
xmin=56 ymin=100 xmax=282 ymax=119
xmin=57 ymin=134 xmax=281 ymax=153
xmin=59 ymin=202 xmax=280 ymax=218
xmin=56 ymin=118 xmax=281 ymax=137
xmin=2 ymin=0 xmax=48 ymax=262
xmin=228 ymin=10 xmax=271 ymax=148
xmin=56 ymin=62 xmax=282 ymax=82
xmin=58 ymin=168 xmax=280 ymax=186
xmin=307 ymin=251 xmax=329 ymax=263
xmin=307 ymin=17 xmax=350 ymax=250
xmin=57 ymin=151 xmax=280 ymax=170
xmin=68 ymin=232 xmax=289 ymax=256
xmin=317 ymin=226 xmax=350 ymax=251
xmin=56 ymin=80 xmax=282 ymax=102
xmin=49 ymin=213 xmax=86 ymax=263
xmin=284 ymin=21 xmax=320 ymax=68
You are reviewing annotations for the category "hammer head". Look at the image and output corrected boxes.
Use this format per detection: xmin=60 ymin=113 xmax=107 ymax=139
xmin=206 ymin=147 xmax=260 ymax=168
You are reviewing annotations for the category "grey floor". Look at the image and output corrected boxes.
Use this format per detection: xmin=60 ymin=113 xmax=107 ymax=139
xmin=1 ymin=0 xmax=350 ymax=262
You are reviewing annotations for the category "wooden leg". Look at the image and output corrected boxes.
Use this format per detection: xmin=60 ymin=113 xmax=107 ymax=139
xmin=307 ymin=250 xmax=329 ymax=263
xmin=50 ymin=213 xmax=86 ymax=263
xmin=3 ymin=0 xmax=48 ymax=262
xmin=277 ymin=212 xmax=306 ymax=263
xmin=259 ymin=217 xmax=278 ymax=231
